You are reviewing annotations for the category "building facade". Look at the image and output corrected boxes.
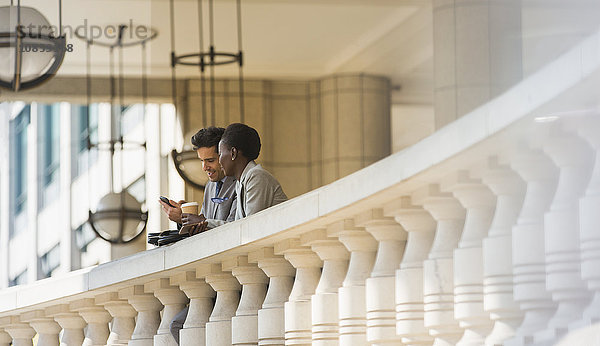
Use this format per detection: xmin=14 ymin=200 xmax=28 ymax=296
xmin=0 ymin=102 xmax=183 ymax=288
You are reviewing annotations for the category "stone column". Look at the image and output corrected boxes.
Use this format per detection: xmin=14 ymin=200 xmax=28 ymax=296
xmin=508 ymin=149 xmax=558 ymax=345
xmin=328 ymin=219 xmax=377 ymax=345
xmin=46 ymin=304 xmax=86 ymax=346
xmin=224 ymin=256 xmax=269 ymax=345
xmin=96 ymin=292 xmax=137 ymax=346
xmin=420 ymin=184 xmax=466 ymax=345
xmin=300 ymin=229 xmax=349 ymax=345
xmin=481 ymin=158 xmax=526 ymax=345
xmin=249 ymin=248 xmax=295 ymax=346
xmin=203 ymin=264 xmax=241 ymax=346
xmin=119 ymin=285 xmax=163 ymax=346
xmin=578 ymin=117 xmax=600 ymax=325
xmin=355 ymin=209 xmax=407 ymax=345
xmin=21 ymin=310 xmax=61 ymax=346
xmin=384 ymin=193 xmax=436 ymax=345
xmin=521 ymin=0 xmax=600 ymax=76
xmin=0 ymin=316 xmax=35 ymax=346
xmin=145 ymin=278 xmax=189 ymax=346
xmin=444 ymin=171 xmax=496 ymax=345
xmin=316 ymin=75 xmax=391 ymax=185
xmin=276 ymin=238 xmax=322 ymax=345
xmin=71 ymin=298 xmax=112 ymax=346
xmin=535 ymin=128 xmax=594 ymax=343
xmin=433 ymin=0 xmax=522 ymax=128
xmin=171 ymin=270 xmax=215 ymax=346
xmin=0 ymin=329 xmax=11 ymax=346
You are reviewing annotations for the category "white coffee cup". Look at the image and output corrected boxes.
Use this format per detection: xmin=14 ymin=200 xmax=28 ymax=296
xmin=181 ymin=202 xmax=199 ymax=215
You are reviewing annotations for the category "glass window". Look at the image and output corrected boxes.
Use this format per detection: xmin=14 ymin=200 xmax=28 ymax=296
xmin=127 ymin=175 xmax=146 ymax=204
xmin=71 ymin=104 xmax=99 ymax=178
xmin=8 ymin=270 xmax=28 ymax=287
xmin=121 ymin=104 xmax=144 ymax=135
xmin=39 ymin=243 xmax=61 ymax=279
xmin=74 ymin=222 xmax=97 ymax=253
xmin=10 ymin=106 xmax=30 ymax=236
xmin=39 ymin=104 xmax=61 ymax=207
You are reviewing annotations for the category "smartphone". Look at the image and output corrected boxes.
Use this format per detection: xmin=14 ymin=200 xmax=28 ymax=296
xmin=160 ymin=196 xmax=175 ymax=207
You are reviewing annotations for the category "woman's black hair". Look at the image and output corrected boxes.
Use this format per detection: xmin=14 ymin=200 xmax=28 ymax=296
xmin=191 ymin=126 xmax=225 ymax=150
xmin=221 ymin=123 xmax=261 ymax=161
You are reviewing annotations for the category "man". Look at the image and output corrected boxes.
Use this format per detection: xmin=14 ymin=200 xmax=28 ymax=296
xmin=158 ymin=126 xmax=236 ymax=344
xmin=159 ymin=126 xmax=237 ymax=234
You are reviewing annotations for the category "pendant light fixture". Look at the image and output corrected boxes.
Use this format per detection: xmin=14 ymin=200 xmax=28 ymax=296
xmin=76 ymin=23 xmax=157 ymax=244
xmin=169 ymin=0 xmax=245 ymax=190
xmin=0 ymin=0 xmax=66 ymax=91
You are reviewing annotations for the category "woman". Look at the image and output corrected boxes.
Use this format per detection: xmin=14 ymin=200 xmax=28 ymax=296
xmin=218 ymin=123 xmax=288 ymax=219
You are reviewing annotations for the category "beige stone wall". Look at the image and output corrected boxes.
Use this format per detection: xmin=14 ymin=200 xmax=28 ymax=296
xmin=391 ymin=104 xmax=435 ymax=153
xmin=178 ymin=74 xmax=391 ymax=199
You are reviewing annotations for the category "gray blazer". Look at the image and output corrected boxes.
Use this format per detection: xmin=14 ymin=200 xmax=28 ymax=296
xmin=201 ymin=176 xmax=237 ymax=229
xmin=235 ymin=161 xmax=287 ymax=220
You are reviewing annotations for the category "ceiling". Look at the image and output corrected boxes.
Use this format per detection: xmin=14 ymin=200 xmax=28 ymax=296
xmin=16 ymin=0 xmax=434 ymax=103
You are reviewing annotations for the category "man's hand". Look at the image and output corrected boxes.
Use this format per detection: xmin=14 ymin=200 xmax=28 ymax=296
xmin=159 ymin=199 xmax=185 ymax=224
xmin=181 ymin=213 xmax=206 ymax=226
xmin=189 ymin=220 xmax=209 ymax=235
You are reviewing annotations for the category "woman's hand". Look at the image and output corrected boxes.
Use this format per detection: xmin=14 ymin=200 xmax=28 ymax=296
xmin=181 ymin=213 xmax=206 ymax=226
xmin=189 ymin=220 xmax=209 ymax=235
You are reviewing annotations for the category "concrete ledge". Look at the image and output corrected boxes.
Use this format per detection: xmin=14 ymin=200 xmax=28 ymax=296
xmin=16 ymin=268 xmax=92 ymax=307
xmin=88 ymin=247 xmax=166 ymax=290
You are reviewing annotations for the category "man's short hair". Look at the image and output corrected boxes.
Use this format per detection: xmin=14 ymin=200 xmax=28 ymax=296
xmin=191 ymin=126 xmax=226 ymax=151
xmin=221 ymin=123 xmax=261 ymax=161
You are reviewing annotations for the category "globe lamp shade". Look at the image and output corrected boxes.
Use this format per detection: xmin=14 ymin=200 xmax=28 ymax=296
xmin=0 ymin=5 xmax=66 ymax=91
xmin=88 ymin=191 xmax=148 ymax=244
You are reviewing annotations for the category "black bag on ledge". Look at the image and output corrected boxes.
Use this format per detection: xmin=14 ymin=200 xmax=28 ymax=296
xmin=148 ymin=230 xmax=190 ymax=246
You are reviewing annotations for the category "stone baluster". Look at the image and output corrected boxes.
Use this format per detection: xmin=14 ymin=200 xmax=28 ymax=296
xmin=170 ymin=270 xmax=215 ymax=346
xmin=96 ymin=292 xmax=137 ymax=346
xmin=249 ymin=247 xmax=295 ymax=345
xmin=276 ymin=238 xmax=322 ymax=345
xmin=119 ymin=285 xmax=163 ymax=346
xmin=384 ymin=192 xmax=436 ymax=345
xmin=0 ymin=316 xmax=35 ymax=346
xmin=46 ymin=304 xmax=86 ymax=346
xmin=480 ymin=157 xmax=526 ymax=345
xmin=202 ymin=263 xmax=241 ymax=346
xmin=420 ymin=183 xmax=466 ymax=345
xmin=21 ymin=310 xmax=61 ymax=346
xmin=224 ymin=256 xmax=269 ymax=345
xmin=327 ymin=219 xmax=377 ymax=345
xmin=300 ymin=229 xmax=349 ymax=345
xmin=355 ymin=208 xmax=407 ymax=345
xmin=507 ymin=149 xmax=559 ymax=345
xmin=444 ymin=171 xmax=497 ymax=345
xmin=535 ymin=129 xmax=594 ymax=343
xmin=0 ymin=329 xmax=10 ymax=346
xmin=145 ymin=278 xmax=189 ymax=346
xmin=577 ymin=117 xmax=600 ymax=325
xmin=71 ymin=298 xmax=112 ymax=346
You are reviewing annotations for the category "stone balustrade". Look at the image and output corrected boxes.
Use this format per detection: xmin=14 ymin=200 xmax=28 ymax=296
xmin=2 ymin=32 xmax=600 ymax=346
